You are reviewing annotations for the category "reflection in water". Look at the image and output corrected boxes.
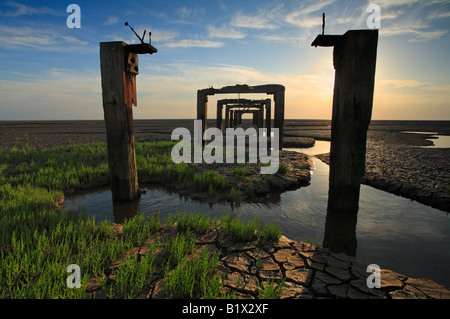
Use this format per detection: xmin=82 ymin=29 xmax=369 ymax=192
xmin=323 ymin=210 xmax=358 ymax=256
xmin=113 ymin=199 xmax=140 ymax=224
xmin=284 ymin=140 xmax=331 ymax=156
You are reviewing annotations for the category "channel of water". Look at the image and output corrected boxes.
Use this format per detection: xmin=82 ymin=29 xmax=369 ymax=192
xmin=64 ymin=140 xmax=450 ymax=287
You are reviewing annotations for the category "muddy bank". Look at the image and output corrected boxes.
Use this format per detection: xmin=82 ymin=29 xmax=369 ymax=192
xmin=315 ymin=129 xmax=450 ymax=212
xmin=138 ymin=150 xmax=313 ymax=203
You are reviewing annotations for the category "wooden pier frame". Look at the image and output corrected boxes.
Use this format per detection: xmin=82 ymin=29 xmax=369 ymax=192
xmin=217 ymin=98 xmax=270 ymax=131
xmin=312 ymin=30 xmax=378 ymax=213
xmin=100 ymin=41 xmax=157 ymax=201
xmin=197 ymin=84 xmax=284 ymax=149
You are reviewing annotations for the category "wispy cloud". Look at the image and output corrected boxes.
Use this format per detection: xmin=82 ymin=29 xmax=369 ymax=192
xmin=366 ymin=0 xmax=449 ymax=41
xmin=207 ymin=24 xmax=245 ymax=39
xmin=285 ymin=0 xmax=334 ymax=27
xmin=0 ymin=25 xmax=91 ymax=52
xmin=231 ymin=9 xmax=280 ymax=30
xmin=163 ymin=39 xmax=224 ymax=48
xmin=104 ymin=16 xmax=119 ymax=25
xmin=1 ymin=1 xmax=61 ymax=17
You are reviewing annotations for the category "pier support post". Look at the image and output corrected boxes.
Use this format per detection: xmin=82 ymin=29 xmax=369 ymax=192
xmin=100 ymin=42 xmax=139 ymax=201
xmin=100 ymin=40 xmax=157 ymax=201
xmin=312 ymin=30 xmax=378 ymax=213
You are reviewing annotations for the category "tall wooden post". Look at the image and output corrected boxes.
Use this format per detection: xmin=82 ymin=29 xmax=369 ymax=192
xmin=100 ymin=42 xmax=139 ymax=201
xmin=265 ymin=99 xmax=271 ymax=131
xmin=100 ymin=40 xmax=157 ymax=201
xmin=197 ymin=91 xmax=208 ymax=146
xmin=273 ymin=89 xmax=285 ymax=149
xmin=216 ymin=102 xmax=223 ymax=131
xmin=312 ymin=30 xmax=378 ymax=213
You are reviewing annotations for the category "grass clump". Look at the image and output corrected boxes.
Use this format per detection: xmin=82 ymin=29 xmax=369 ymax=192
xmin=277 ymin=163 xmax=289 ymax=174
xmin=229 ymin=188 xmax=242 ymax=199
xmin=165 ymin=232 xmax=196 ymax=268
xmin=219 ymin=214 xmax=281 ymax=242
xmin=231 ymin=166 xmax=252 ymax=177
xmin=164 ymin=248 xmax=223 ymax=299
xmin=193 ymin=170 xmax=229 ymax=192
xmin=109 ymin=247 xmax=156 ymax=299
xmin=258 ymin=278 xmax=285 ymax=299
xmin=168 ymin=211 xmax=212 ymax=234
xmin=122 ymin=213 xmax=160 ymax=246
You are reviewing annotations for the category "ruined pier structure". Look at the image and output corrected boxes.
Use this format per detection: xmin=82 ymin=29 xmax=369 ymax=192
xmin=197 ymin=84 xmax=285 ymax=149
xmin=217 ymin=98 xmax=271 ymax=131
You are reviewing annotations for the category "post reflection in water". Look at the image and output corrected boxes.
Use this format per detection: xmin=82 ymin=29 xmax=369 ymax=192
xmin=112 ymin=198 xmax=140 ymax=224
xmin=322 ymin=209 xmax=358 ymax=256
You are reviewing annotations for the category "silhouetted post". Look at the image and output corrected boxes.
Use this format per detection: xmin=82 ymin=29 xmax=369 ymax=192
xmin=197 ymin=91 xmax=208 ymax=146
xmin=312 ymin=30 xmax=378 ymax=213
xmin=100 ymin=40 xmax=157 ymax=201
xmin=273 ymin=89 xmax=285 ymax=147
xmin=265 ymin=99 xmax=271 ymax=130
xmin=216 ymin=102 xmax=223 ymax=130
xmin=322 ymin=210 xmax=358 ymax=256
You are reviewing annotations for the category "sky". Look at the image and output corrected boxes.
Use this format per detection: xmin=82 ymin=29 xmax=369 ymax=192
xmin=0 ymin=0 xmax=449 ymax=121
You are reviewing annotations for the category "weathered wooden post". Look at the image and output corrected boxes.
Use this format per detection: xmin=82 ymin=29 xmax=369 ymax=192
xmin=216 ymin=101 xmax=224 ymax=131
xmin=264 ymin=99 xmax=271 ymax=131
xmin=312 ymin=30 xmax=378 ymax=213
xmin=273 ymin=89 xmax=285 ymax=148
xmin=100 ymin=36 xmax=157 ymax=201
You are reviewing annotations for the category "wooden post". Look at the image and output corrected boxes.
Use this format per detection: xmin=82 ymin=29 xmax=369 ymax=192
xmin=225 ymin=105 xmax=230 ymax=129
xmin=100 ymin=41 xmax=139 ymax=202
xmin=312 ymin=30 xmax=378 ymax=213
xmin=265 ymin=99 xmax=271 ymax=131
xmin=322 ymin=210 xmax=357 ymax=256
xmin=216 ymin=102 xmax=222 ymax=131
xmin=197 ymin=91 xmax=207 ymax=146
xmin=273 ymin=89 xmax=285 ymax=150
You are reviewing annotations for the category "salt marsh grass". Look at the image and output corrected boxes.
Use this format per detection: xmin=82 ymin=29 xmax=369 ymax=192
xmin=0 ymin=141 xmax=282 ymax=299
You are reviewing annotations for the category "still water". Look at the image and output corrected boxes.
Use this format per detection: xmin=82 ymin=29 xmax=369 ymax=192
xmin=64 ymin=141 xmax=450 ymax=287
xmin=402 ymin=131 xmax=450 ymax=148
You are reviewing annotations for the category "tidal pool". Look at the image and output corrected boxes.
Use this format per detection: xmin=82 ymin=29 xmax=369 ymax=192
xmin=64 ymin=141 xmax=450 ymax=287
xmin=402 ymin=131 xmax=450 ymax=148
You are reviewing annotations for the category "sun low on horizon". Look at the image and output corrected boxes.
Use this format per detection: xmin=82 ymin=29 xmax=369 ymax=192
xmin=0 ymin=0 xmax=449 ymax=121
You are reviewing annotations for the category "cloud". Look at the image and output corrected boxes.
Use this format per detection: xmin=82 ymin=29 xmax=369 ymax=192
xmin=378 ymin=79 xmax=450 ymax=92
xmin=1 ymin=1 xmax=61 ymax=17
xmin=365 ymin=0 xmax=449 ymax=41
xmin=163 ymin=39 xmax=224 ymax=48
xmin=0 ymin=25 xmax=91 ymax=52
xmin=285 ymin=0 xmax=335 ymax=27
xmin=104 ymin=16 xmax=119 ymax=25
xmin=207 ymin=25 xmax=246 ymax=39
xmin=231 ymin=10 xmax=280 ymax=30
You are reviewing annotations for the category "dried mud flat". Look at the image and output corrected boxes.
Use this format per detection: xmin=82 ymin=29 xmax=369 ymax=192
xmin=86 ymin=223 xmax=450 ymax=299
